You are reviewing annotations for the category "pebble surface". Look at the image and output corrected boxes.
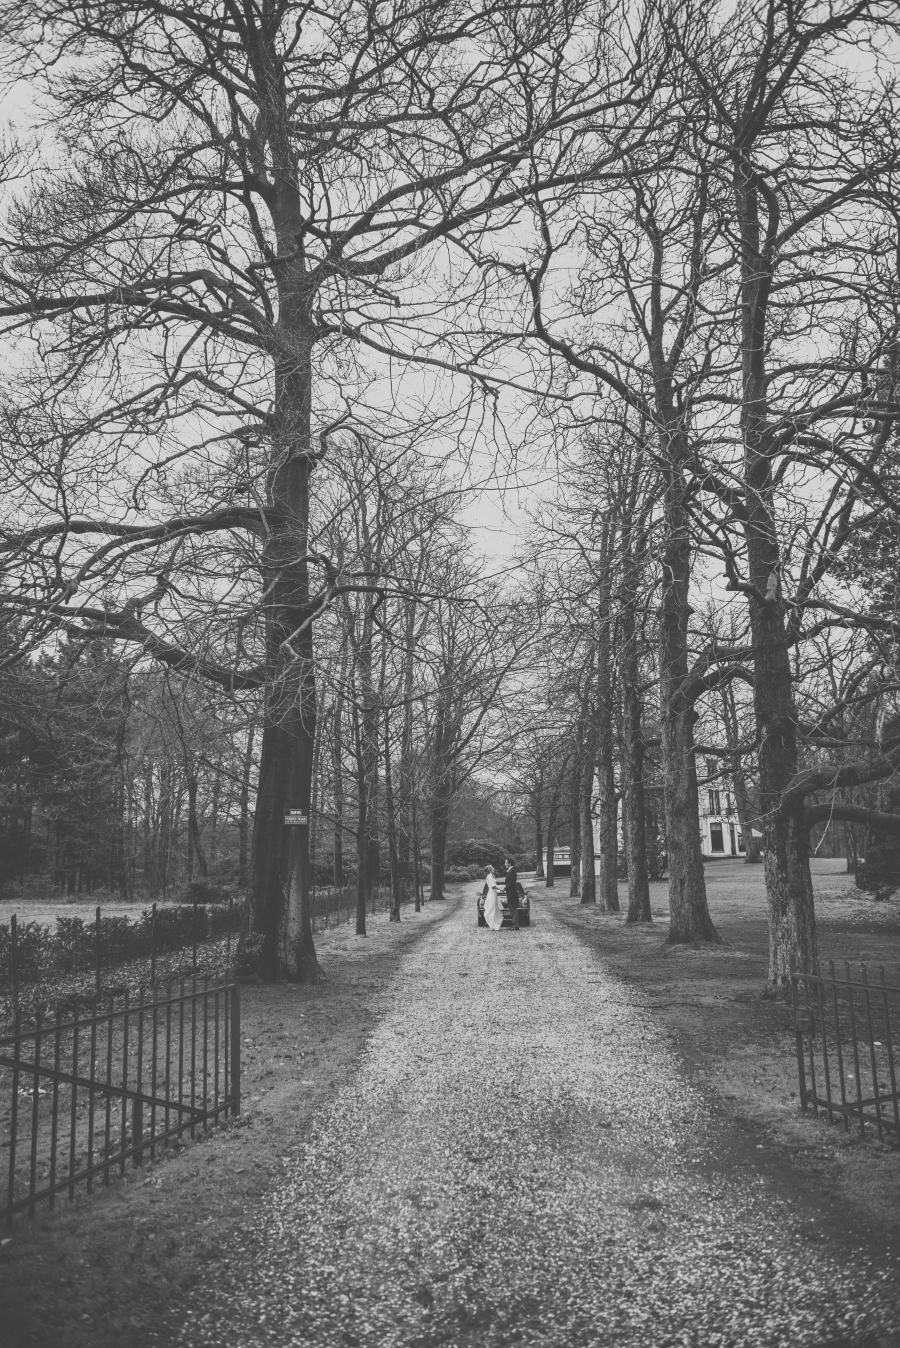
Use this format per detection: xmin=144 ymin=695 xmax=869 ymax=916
xmin=175 ymin=893 xmax=900 ymax=1347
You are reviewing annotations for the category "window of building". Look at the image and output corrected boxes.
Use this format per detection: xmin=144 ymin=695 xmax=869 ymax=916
xmin=710 ymin=823 xmax=724 ymax=852
xmin=708 ymin=789 xmax=721 ymax=815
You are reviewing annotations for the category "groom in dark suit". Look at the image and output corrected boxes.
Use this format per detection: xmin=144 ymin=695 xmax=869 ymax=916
xmin=504 ymin=858 xmax=520 ymax=930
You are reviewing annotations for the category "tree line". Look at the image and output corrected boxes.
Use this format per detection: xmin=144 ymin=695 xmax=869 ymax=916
xmin=1 ymin=0 xmax=900 ymax=994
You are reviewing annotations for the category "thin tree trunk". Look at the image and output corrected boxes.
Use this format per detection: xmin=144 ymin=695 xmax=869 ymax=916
xmin=596 ymin=592 xmax=620 ymax=913
xmin=545 ymin=788 xmax=558 ymax=888
xmin=621 ymin=596 xmax=651 ymax=923
xmin=533 ymin=792 xmax=545 ymax=879
xmin=353 ymin=705 xmax=370 ymax=936
xmin=398 ymin=598 xmax=420 ymax=893
xmin=309 ymin=683 xmax=327 ymax=890
xmin=143 ymin=774 xmax=156 ymax=897
xmin=429 ymin=787 xmax=450 ymax=900
xmin=249 ymin=131 xmax=321 ymax=981
xmin=384 ymin=710 xmax=401 ymax=921
xmin=186 ymin=767 xmax=208 ymax=880
xmin=332 ymin=682 xmax=345 ymax=886
xmin=579 ymin=741 xmax=597 ymax=907
xmin=209 ymin=767 xmax=221 ymax=868
xmin=569 ymin=747 xmax=582 ymax=897
xmin=721 ymin=683 xmax=761 ymax=864
xmin=411 ymin=790 xmax=423 ymax=913
xmin=658 ymin=440 xmax=717 ymax=944
xmin=238 ymin=725 xmax=255 ymax=890
xmin=734 ymin=161 xmax=813 ymax=988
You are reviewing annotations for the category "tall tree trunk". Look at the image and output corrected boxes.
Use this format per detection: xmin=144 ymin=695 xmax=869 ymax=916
xmin=158 ymin=760 xmax=172 ymax=902
xmin=734 ymin=162 xmax=813 ymax=989
xmin=620 ymin=580 xmax=651 ymax=923
xmin=428 ymin=688 xmax=453 ymax=901
xmin=569 ymin=746 xmax=582 ymax=897
xmin=384 ymin=710 xmax=402 ymax=921
xmin=429 ymin=785 xmax=450 ymax=901
xmin=411 ymin=790 xmax=423 ymax=913
xmin=209 ymin=767 xmax=221 ymax=868
xmin=332 ymin=682 xmax=345 ymax=886
xmin=249 ymin=144 xmax=320 ymax=980
xmin=308 ymin=681 xmax=327 ymax=892
xmin=533 ymin=791 xmax=545 ymax=878
xmin=143 ymin=774 xmax=156 ymax=897
xmin=721 ymin=683 xmax=761 ymax=864
xmin=579 ymin=695 xmax=592 ymax=905
xmin=596 ymin=591 xmax=620 ymax=913
xmin=238 ymin=725 xmax=255 ymax=890
xmin=545 ymin=787 xmax=558 ymax=888
xmin=658 ymin=436 xmax=717 ymax=944
xmin=348 ymin=600 xmax=380 ymax=935
xmin=186 ymin=767 xmax=208 ymax=880
xmin=352 ymin=703 xmax=373 ymax=936
xmin=398 ymin=598 xmax=420 ymax=893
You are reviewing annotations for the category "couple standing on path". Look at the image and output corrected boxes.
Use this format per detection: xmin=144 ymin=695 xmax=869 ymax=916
xmin=482 ymin=859 xmax=520 ymax=931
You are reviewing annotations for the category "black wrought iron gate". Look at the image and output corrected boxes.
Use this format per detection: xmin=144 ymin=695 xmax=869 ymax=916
xmin=791 ymin=957 xmax=900 ymax=1146
xmin=1 ymin=978 xmax=240 ymax=1221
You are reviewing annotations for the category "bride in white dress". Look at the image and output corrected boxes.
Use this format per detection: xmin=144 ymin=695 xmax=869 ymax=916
xmin=482 ymin=866 xmax=504 ymax=930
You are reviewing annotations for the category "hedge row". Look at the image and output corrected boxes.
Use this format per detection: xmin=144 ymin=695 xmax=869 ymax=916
xmin=0 ymin=904 xmax=243 ymax=988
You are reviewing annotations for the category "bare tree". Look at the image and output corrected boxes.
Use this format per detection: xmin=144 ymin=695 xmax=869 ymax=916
xmin=0 ymin=0 xmax=630 ymax=978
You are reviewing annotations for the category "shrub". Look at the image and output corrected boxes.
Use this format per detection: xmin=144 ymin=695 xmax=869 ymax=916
xmin=856 ymin=843 xmax=900 ymax=895
xmin=0 ymin=920 xmax=49 ymax=984
xmin=445 ymin=865 xmax=486 ymax=883
xmin=184 ymin=880 xmax=230 ymax=905
xmin=0 ymin=902 xmax=243 ymax=988
xmin=445 ymin=838 xmax=509 ymax=869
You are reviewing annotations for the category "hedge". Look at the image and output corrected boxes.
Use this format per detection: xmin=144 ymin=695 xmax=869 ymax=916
xmin=0 ymin=903 xmax=242 ymax=988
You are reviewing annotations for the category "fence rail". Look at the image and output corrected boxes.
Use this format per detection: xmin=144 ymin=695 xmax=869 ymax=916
xmin=791 ymin=957 xmax=900 ymax=1146
xmin=310 ymin=882 xmax=423 ymax=932
xmin=1 ymin=978 xmax=240 ymax=1222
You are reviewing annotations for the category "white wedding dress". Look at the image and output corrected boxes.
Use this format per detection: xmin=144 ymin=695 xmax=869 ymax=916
xmin=483 ymin=877 xmax=504 ymax=930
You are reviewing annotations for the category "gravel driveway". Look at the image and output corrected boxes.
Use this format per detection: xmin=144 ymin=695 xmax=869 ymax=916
xmin=174 ymin=890 xmax=900 ymax=1348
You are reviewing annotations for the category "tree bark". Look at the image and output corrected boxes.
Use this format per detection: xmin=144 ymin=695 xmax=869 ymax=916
xmin=411 ymin=790 xmax=424 ymax=913
xmin=621 ymin=645 xmax=651 ymax=924
xmin=427 ymin=685 xmax=454 ymax=901
xmin=332 ymin=687 xmax=345 ymax=886
xmin=533 ymin=791 xmax=545 ymax=878
xmin=545 ymin=787 xmax=558 ymax=888
xmin=569 ymin=747 xmax=582 ymax=897
xmin=659 ymin=441 xmax=717 ymax=944
xmin=249 ymin=201 xmax=320 ymax=979
xmin=596 ymin=589 xmax=620 ymax=913
xmin=384 ymin=710 xmax=401 ymax=921
xmin=186 ymin=767 xmax=208 ymax=880
xmin=143 ymin=774 xmax=156 ymax=897
xmin=721 ymin=683 xmax=761 ymax=864
xmin=579 ymin=656 xmax=598 ymax=906
xmin=734 ymin=159 xmax=814 ymax=989
xmin=429 ymin=788 xmax=450 ymax=901
xmin=238 ymin=725 xmax=254 ymax=891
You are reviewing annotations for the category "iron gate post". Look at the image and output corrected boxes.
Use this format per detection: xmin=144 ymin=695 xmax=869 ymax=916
xmin=230 ymin=984 xmax=241 ymax=1116
xmin=790 ymin=955 xmax=808 ymax=1112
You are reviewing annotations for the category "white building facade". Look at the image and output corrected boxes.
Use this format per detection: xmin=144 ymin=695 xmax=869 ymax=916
xmin=697 ymin=761 xmax=761 ymax=859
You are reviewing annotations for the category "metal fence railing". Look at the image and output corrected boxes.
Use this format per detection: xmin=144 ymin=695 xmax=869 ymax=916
xmin=2 ymin=979 xmax=240 ymax=1223
xmin=791 ymin=956 xmax=900 ymax=1147
xmin=1 ymin=901 xmax=243 ymax=1031
xmin=310 ymin=884 xmax=420 ymax=932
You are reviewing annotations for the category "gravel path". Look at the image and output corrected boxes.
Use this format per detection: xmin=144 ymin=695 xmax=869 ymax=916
xmin=175 ymin=891 xmax=900 ymax=1348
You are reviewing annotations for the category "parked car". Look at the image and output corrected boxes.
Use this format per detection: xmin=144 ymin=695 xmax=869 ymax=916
xmin=476 ymin=882 xmax=531 ymax=928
